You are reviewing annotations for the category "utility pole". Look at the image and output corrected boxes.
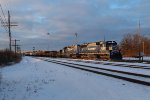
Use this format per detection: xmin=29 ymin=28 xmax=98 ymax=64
xmin=12 ymin=39 xmax=20 ymax=54
xmin=0 ymin=5 xmax=18 ymax=51
xmin=8 ymin=11 xmax=11 ymax=51
xmin=4 ymin=11 xmax=18 ymax=51
xmin=16 ymin=46 xmax=21 ymax=54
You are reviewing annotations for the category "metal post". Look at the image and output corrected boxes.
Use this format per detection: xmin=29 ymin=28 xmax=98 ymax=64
xmin=138 ymin=38 xmax=141 ymax=62
xmin=75 ymin=33 xmax=77 ymax=52
xmin=141 ymin=41 xmax=144 ymax=62
xmin=138 ymin=20 xmax=141 ymax=62
xmin=33 ymin=47 xmax=35 ymax=56
xmin=143 ymin=42 xmax=144 ymax=56
xmin=14 ymin=39 xmax=16 ymax=54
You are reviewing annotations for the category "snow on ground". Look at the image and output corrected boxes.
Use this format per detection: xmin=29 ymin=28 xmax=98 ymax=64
xmin=123 ymin=56 xmax=150 ymax=61
xmin=0 ymin=56 xmax=150 ymax=100
xmin=60 ymin=57 xmax=150 ymax=67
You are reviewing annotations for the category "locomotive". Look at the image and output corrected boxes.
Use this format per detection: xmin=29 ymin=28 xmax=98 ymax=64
xmin=59 ymin=41 xmax=122 ymax=60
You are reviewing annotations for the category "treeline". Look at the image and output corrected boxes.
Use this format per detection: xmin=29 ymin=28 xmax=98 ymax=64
xmin=0 ymin=49 xmax=22 ymax=66
xmin=120 ymin=33 xmax=150 ymax=57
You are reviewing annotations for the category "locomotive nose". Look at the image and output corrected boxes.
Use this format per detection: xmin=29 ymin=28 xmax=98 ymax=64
xmin=110 ymin=50 xmax=122 ymax=60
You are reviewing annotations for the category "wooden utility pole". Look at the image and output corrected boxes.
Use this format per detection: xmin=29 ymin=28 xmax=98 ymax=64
xmin=8 ymin=11 xmax=11 ymax=51
xmin=12 ymin=39 xmax=20 ymax=54
xmin=6 ymin=11 xmax=18 ymax=51
xmin=16 ymin=46 xmax=21 ymax=53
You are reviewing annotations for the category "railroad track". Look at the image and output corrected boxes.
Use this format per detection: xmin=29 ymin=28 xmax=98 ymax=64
xmin=37 ymin=58 xmax=150 ymax=86
xmin=67 ymin=59 xmax=150 ymax=70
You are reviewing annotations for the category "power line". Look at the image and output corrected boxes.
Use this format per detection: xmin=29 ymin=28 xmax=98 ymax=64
xmin=0 ymin=4 xmax=7 ymax=24
xmin=0 ymin=4 xmax=8 ymax=32
xmin=0 ymin=3 xmax=19 ymax=52
xmin=7 ymin=11 xmax=18 ymax=51
xmin=0 ymin=15 xmax=8 ymax=32
xmin=0 ymin=9 xmax=18 ymax=51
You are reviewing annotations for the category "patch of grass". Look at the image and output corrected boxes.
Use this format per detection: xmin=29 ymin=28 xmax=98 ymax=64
xmin=0 ymin=49 xmax=22 ymax=66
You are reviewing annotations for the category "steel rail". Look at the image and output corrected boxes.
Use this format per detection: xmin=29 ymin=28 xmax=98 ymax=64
xmin=39 ymin=58 xmax=150 ymax=86
xmin=68 ymin=59 xmax=150 ymax=70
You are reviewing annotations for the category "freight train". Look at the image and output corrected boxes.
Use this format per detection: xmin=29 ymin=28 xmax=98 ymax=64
xmin=25 ymin=41 xmax=122 ymax=60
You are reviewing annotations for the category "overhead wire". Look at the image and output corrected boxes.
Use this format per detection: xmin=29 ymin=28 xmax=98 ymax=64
xmin=0 ymin=4 xmax=7 ymax=24
xmin=0 ymin=3 xmax=8 ymax=32
xmin=0 ymin=15 xmax=8 ymax=32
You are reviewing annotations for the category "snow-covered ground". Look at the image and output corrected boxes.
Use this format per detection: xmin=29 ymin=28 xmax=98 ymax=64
xmin=123 ymin=56 xmax=150 ymax=61
xmin=41 ymin=57 xmax=150 ymax=76
xmin=0 ymin=57 xmax=150 ymax=100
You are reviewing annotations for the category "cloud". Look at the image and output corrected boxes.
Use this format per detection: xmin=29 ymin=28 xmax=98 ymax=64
xmin=0 ymin=0 xmax=150 ymax=50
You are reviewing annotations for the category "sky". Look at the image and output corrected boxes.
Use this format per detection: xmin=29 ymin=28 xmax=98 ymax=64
xmin=0 ymin=0 xmax=150 ymax=51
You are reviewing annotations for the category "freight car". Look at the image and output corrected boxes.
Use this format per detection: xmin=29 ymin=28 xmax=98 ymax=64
xmin=25 ymin=50 xmax=58 ymax=57
xmin=59 ymin=41 xmax=122 ymax=60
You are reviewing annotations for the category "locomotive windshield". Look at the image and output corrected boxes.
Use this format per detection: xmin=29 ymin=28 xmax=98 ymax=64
xmin=105 ymin=41 xmax=118 ymax=51
xmin=106 ymin=41 xmax=117 ymax=46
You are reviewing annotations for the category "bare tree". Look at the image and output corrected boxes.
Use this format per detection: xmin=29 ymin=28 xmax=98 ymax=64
xmin=120 ymin=33 xmax=150 ymax=57
xmin=120 ymin=33 xmax=133 ymax=57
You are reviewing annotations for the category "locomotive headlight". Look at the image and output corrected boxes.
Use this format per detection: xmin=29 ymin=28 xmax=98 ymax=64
xmin=109 ymin=47 xmax=113 ymax=50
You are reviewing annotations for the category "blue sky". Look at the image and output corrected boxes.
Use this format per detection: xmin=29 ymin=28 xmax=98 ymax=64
xmin=0 ymin=0 xmax=150 ymax=51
